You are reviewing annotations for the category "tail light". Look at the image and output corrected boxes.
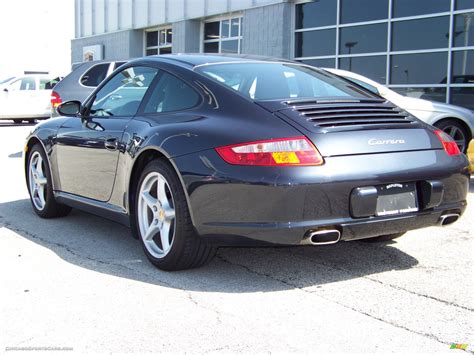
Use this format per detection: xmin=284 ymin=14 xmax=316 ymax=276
xmin=215 ymin=137 xmax=324 ymax=166
xmin=434 ymin=130 xmax=461 ymax=156
xmin=51 ymin=91 xmax=62 ymax=109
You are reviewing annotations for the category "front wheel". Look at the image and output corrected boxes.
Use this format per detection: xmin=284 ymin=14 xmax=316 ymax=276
xmin=27 ymin=144 xmax=72 ymax=218
xmin=134 ymin=159 xmax=216 ymax=271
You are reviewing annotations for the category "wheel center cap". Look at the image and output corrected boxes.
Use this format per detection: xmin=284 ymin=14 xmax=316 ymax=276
xmin=158 ymin=209 xmax=165 ymax=221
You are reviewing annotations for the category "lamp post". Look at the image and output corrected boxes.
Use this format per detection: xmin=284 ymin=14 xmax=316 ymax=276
xmin=345 ymin=41 xmax=358 ymax=71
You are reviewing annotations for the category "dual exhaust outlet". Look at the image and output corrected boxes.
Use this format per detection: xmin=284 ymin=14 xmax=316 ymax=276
xmin=304 ymin=212 xmax=460 ymax=245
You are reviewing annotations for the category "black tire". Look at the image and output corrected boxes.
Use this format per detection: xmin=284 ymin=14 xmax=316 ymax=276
xmin=434 ymin=119 xmax=470 ymax=153
xmin=361 ymin=232 xmax=406 ymax=243
xmin=13 ymin=119 xmax=22 ymax=124
xmin=133 ymin=159 xmax=216 ymax=271
xmin=27 ymin=144 xmax=72 ymax=218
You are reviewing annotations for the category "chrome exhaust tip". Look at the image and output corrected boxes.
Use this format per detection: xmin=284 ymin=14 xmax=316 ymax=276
xmin=438 ymin=213 xmax=460 ymax=226
xmin=306 ymin=229 xmax=341 ymax=245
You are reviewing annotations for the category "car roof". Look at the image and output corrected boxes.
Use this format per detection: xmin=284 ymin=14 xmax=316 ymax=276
xmin=132 ymin=54 xmax=295 ymax=68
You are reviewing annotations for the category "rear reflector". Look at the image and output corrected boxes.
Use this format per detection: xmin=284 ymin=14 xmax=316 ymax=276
xmin=215 ymin=137 xmax=324 ymax=166
xmin=434 ymin=130 xmax=461 ymax=156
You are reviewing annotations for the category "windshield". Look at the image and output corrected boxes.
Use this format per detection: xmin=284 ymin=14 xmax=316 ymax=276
xmin=0 ymin=76 xmax=15 ymax=85
xmin=196 ymin=62 xmax=375 ymax=101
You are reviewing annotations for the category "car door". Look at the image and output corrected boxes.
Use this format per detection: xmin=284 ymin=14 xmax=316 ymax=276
xmin=0 ymin=76 xmax=36 ymax=118
xmin=55 ymin=65 xmax=159 ymax=202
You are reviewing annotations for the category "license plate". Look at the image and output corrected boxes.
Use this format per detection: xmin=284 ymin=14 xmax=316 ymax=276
xmin=375 ymin=183 xmax=418 ymax=216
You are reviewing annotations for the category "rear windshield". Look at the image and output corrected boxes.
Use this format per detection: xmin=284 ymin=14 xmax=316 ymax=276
xmin=196 ymin=62 xmax=375 ymax=101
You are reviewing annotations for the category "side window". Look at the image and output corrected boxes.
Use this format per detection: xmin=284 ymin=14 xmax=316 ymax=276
xmin=144 ymin=72 xmax=200 ymax=113
xmin=114 ymin=62 xmax=126 ymax=70
xmin=89 ymin=66 xmax=159 ymax=117
xmin=80 ymin=63 xmax=110 ymax=87
xmin=39 ymin=78 xmax=50 ymax=90
xmin=9 ymin=77 xmax=36 ymax=91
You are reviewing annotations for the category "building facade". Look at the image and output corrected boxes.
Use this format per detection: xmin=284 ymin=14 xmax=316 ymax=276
xmin=73 ymin=0 xmax=474 ymax=109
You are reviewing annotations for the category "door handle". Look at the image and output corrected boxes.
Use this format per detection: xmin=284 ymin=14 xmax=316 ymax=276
xmin=104 ymin=138 xmax=118 ymax=151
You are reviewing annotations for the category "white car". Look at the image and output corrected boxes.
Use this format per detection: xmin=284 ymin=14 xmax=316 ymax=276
xmin=0 ymin=75 xmax=54 ymax=124
xmin=325 ymin=68 xmax=474 ymax=153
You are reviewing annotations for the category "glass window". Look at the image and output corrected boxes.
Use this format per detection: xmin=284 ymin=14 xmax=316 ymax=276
xmin=221 ymin=40 xmax=238 ymax=54
xmin=340 ymin=0 xmax=389 ymax=24
xmin=39 ymin=78 xmax=50 ymax=90
xmin=339 ymin=23 xmax=387 ymax=55
xmin=343 ymin=77 xmax=380 ymax=95
xmin=196 ymin=63 xmax=375 ymax=100
xmin=146 ymin=48 xmax=158 ymax=56
xmin=453 ymin=13 xmax=474 ymax=47
xmin=450 ymin=87 xmax=474 ymax=109
xmin=80 ymin=63 xmax=110 ymax=87
xmin=393 ymin=0 xmax=450 ymax=18
xmin=205 ymin=21 xmax=220 ymax=40
xmin=90 ymin=66 xmax=159 ymax=117
xmin=0 ymin=76 xmax=14 ymax=84
xmin=159 ymin=47 xmax=172 ymax=55
xmin=143 ymin=72 xmax=200 ymax=113
xmin=339 ymin=55 xmax=387 ymax=83
xmin=295 ymin=0 xmax=337 ymax=29
xmin=146 ymin=31 xmax=158 ymax=47
xmin=114 ymin=62 xmax=126 ymax=70
xmin=222 ymin=19 xmax=230 ymax=38
xmin=390 ymin=52 xmax=448 ymax=84
xmin=392 ymin=87 xmax=446 ymax=103
xmin=300 ymin=58 xmax=336 ymax=69
xmin=456 ymin=0 xmax=474 ymax=10
xmin=295 ymin=29 xmax=336 ymax=57
xmin=392 ymin=16 xmax=449 ymax=51
xmin=204 ymin=42 xmax=219 ymax=53
xmin=9 ymin=77 xmax=36 ymax=91
xmin=231 ymin=18 xmax=240 ymax=37
xmin=451 ymin=50 xmax=474 ymax=83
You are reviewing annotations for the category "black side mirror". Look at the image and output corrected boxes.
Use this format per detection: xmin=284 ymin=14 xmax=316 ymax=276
xmin=3 ymin=88 xmax=8 ymax=92
xmin=57 ymin=100 xmax=82 ymax=117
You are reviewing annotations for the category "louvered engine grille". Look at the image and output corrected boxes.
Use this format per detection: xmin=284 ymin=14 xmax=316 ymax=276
xmin=285 ymin=99 xmax=417 ymax=129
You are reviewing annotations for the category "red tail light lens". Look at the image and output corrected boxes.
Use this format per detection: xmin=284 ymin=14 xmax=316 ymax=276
xmin=51 ymin=91 xmax=62 ymax=109
xmin=215 ymin=137 xmax=324 ymax=166
xmin=434 ymin=130 xmax=461 ymax=156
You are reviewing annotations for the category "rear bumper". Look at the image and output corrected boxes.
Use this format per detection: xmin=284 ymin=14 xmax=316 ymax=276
xmin=172 ymin=149 xmax=470 ymax=246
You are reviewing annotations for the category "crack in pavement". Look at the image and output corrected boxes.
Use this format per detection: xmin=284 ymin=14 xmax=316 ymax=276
xmin=0 ymin=220 xmax=225 ymax=327
xmin=216 ymin=254 xmax=474 ymax=354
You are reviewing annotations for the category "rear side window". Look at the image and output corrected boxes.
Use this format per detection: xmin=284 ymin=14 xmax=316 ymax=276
xmin=114 ymin=62 xmax=126 ymax=70
xmin=144 ymin=72 xmax=200 ymax=113
xmin=80 ymin=63 xmax=110 ymax=87
xmin=9 ymin=77 xmax=36 ymax=91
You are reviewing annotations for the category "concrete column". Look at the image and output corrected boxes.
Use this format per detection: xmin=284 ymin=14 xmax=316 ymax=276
xmin=172 ymin=20 xmax=201 ymax=54
xmin=241 ymin=2 xmax=292 ymax=59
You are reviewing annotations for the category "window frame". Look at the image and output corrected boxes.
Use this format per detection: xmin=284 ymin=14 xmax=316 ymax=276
xmin=202 ymin=14 xmax=243 ymax=54
xmin=144 ymin=26 xmax=173 ymax=56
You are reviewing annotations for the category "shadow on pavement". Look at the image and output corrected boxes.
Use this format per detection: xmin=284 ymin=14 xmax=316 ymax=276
xmin=0 ymin=198 xmax=419 ymax=293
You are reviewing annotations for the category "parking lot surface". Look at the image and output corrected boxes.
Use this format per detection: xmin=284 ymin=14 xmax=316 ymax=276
xmin=0 ymin=123 xmax=473 ymax=353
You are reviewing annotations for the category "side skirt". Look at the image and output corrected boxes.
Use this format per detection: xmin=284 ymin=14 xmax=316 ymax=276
xmin=55 ymin=191 xmax=130 ymax=227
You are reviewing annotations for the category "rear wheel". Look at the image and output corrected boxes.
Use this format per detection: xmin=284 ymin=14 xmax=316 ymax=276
xmin=134 ymin=159 xmax=216 ymax=271
xmin=27 ymin=144 xmax=72 ymax=218
xmin=434 ymin=119 xmax=470 ymax=153
xmin=361 ymin=232 xmax=406 ymax=243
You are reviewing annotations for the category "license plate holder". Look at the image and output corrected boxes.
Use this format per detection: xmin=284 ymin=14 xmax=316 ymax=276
xmin=375 ymin=183 xmax=418 ymax=216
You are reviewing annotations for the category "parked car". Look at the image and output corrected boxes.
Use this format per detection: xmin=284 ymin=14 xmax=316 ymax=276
xmin=468 ymin=140 xmax=474 ymax=173
xmin=325 ymin=68 xmax=474 ymax=153
xmin=25 ymin=55 xmax=469 ymax=271
xmin=0 ymin=75 xmax=55 ymax=123
xmin=51 ymin=60 xmax=126 ymax=116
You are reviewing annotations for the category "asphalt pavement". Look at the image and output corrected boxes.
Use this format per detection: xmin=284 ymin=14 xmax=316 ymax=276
xmin=0 ymin=123 xmax=472 ymax=353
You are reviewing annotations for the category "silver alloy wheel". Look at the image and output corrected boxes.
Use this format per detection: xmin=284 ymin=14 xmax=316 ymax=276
xmin=28 ymin=151 xmax=48 ymax=211
xmin=137 ymin=172 xmax=176 ymax=258
xmin=442 ymin=125 xmax=466 ymax=152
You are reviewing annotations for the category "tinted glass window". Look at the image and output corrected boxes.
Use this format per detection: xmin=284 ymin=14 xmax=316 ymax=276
xmin=231 ymin=18 xmax=240 ymax=37
xmin=392 ymin=16 xmax=449 ymax=51
xmin=39 ymin=78 xmax=50 ymax=90
xmin=204 ymin=42 xmax=219 ymax=53
xmin=453 ymin=13 xmax=474 ymax=47
xmin=456 ymin=0 xmax=474 ymax=10
xmin=20 ymin=77 xmax=36 ymax=90
xmin=393 ymin=0 xmax=450 ymax=18
xmin=390 ymin=52 xmax=448 ymax=84
xmin=205 ymin=21 xmax=220 ymax=40
xmin=451 ymin=87 xmax=474 ymax=109
xmin=295 ymin=29 xmax=336 ymax=57
xmin=146 ymin=49 xmax=158 ymax=56
xmin=0 ymin=76 xmax=14 ymax=84
xmin=295 ymin=0 xmax=337 ymax=29
xmin=90 ymin=66 xmax=158 ymax=117
xmin=197 ymin=63 xmax=375 ymax=100
xmin=392 ymin=87 xmax=446 ymax=103
xmin=81 ymin=63 xmax=110 ymax=87
xmin=146 ymin=31 xmax=158 ymax=47
xmin=340 ymin=0 xmax=388 ymax=24
xmin=221 ymin=40 xmax=238 ymax=54
xmin=300 ymin=58 xmax=336 ymax=68
xmin=144 ymin=72 xmax=200 ymax=113
xmin=114 ymin=62 xmax=126 ymax=70
xmin=339 ymin=55 xmax=387 ymax=83
xmin=159 ymin=47 xmax=172 ymax=55
xmin=339 ymin=23 xmax=387 ymax=55
xmin=451 ymin=50 xmax=474 ymax=83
